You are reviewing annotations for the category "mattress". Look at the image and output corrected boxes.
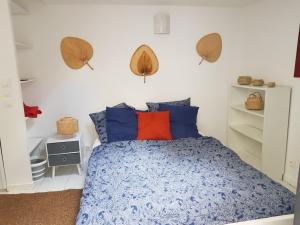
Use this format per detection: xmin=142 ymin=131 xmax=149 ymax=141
xmin=77 ymin=136 xmax=294 ymax=225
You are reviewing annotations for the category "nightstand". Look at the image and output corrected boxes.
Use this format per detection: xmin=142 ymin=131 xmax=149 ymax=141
xmin=46 ymin=133 xmax=82 ymax=178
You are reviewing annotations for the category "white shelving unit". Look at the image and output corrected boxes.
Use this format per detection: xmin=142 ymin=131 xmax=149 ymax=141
xmin=11 ymin=3 xmax=37 ymax=129
xmin=230 ymin=124 xmax=263 ymax=143
xmin=20 ymin=78 xmax=36 ymax=85
xmin=227 ymin=84 xmax=291 ymax=182
xmin=21 ymin=78 xmax=36 ymax=121
xmin=230 ymin=104 xmax=264 ymax=118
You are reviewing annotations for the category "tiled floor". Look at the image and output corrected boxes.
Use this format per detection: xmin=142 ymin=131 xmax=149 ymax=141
xmin=32 ymin=165 xmax=85 ymax=193
xmin=2 ymin=149 xmax=92 ymax=194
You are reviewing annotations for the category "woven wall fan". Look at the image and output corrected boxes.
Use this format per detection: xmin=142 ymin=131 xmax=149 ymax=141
xmin=130 ymin=44 xmax=159 ymax=83
xmin=196 ymin=33 xmax=222 ymax=65
xmin=60 ymin=37 xmax=94 ymax=70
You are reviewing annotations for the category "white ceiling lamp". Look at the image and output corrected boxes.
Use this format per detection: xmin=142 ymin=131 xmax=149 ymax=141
xmin=154 ymin=12 xmax=170 ymax=34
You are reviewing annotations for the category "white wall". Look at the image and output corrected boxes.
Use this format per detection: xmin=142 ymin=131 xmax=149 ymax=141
xmin=240 ymin=0 xmax=300 ymax=186
xmin=0 ymin=0 xmax=32 ymax=190
xmin=13 ymin=3 xmax=242 ymax=146
xmin=12 ymin=0 xmax=300 ymax=188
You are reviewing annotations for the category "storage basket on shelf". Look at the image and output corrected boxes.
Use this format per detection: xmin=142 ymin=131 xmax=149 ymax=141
xmin=30 ymin=156 xmax=47 ymax=182
xmin=237 ymin=76 xmax=252 ymax=85
xmin=245 ymin=92 xmax=264 ymax=110
xmin=252 ymin=79 xmax=264 ymax=86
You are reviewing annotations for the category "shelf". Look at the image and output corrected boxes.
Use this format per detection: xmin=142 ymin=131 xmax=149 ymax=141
xmin=238 ymin=150 xmax=262 ymax=171
xmin=230 ymin=124 xmax=263 ymax=143
xmin=232 ymin=84 xmax=267 ymax=91
xmin=20 ymin=78 xmax=36 ymax=85
xmin=15 ymin=41 xmax=32 ymax=50
xmin=10 ymin=0 xmax=29 ymax=15
xmin=231 ymin=104 xmax=264 ymax=118
xmin=27 ymin=138 xmax=43 ymax=154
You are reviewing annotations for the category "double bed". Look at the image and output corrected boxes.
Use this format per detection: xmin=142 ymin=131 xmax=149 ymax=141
xmin=76 ymin=136 xmax=294 ymax=225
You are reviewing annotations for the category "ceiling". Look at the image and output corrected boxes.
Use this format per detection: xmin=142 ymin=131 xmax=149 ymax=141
xmin=40 ymin=0 xmax=260 ymax=7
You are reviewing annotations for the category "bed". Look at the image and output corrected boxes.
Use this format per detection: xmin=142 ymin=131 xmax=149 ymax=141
xmin=76 ymin=136 xmax=294 ymax=225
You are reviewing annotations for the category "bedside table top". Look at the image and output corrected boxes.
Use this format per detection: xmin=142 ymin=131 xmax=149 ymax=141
xmin=47 ymin=133 xmax=80 ymax=143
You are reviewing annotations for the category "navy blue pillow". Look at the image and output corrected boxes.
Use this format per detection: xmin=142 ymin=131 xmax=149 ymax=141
xmin=146 ymin=98 xmax=191 ymax=112
xmin=158 ymin=104 xmax=199 ymax=139
xmin=106 ymin=107 xmax=137 ymax=143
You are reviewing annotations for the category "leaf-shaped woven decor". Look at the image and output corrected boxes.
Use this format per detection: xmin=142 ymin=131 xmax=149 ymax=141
xmin=130 ymin=44 xmax=159 ymax=83
xmin=60 ymin=37 xmax=94 ymax=70
xmin=196 ymin=33 xmax=222 ymax=65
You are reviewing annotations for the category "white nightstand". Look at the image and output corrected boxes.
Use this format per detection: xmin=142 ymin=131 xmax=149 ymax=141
xmin=46 ymin=133 xmax=82 ymax=178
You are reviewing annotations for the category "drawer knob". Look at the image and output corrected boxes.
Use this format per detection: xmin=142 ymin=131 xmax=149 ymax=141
xmin=62 ymin=156 xmax=67 ymax=162
xmin=60 ymin=145 xmax=66 ymax=150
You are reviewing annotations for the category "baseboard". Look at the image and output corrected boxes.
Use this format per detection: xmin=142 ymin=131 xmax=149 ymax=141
xmin=6 ymin=182 xmax=33 ymax=193
xmin=284 ymin=174 xmax=297 ymax=189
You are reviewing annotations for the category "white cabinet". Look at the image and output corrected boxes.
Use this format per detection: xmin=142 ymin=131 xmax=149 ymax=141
xmin=227 ymin=84 xmax=291 ymax=182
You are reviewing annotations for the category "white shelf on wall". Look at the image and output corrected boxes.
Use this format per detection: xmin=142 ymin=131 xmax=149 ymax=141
xmin=15 ymin=41 xmax=32 ymax=50
xmin=27 ymin=138 xmax=43 ymax=155
xmin=232 ymin=84 xmax=268 ymax=91
xmin=20 ymin=78 xmax=36 ymax=85
xmin=10 ymin=0 xmax=29 ymax=15
xmin=238 ymin=150 xmax=262 ymax=171
xmin=231 ymin=104 xmax=264 ymax=118
xmin=230 ymin=124 xmax=263 ymax=143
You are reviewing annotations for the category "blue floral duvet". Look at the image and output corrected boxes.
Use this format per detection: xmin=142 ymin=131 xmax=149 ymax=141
xmin=76 ymin=136 xmax=295 ymax=225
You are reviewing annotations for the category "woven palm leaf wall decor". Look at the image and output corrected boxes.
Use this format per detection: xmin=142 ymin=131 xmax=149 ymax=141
xmin=60 ymin=37 xmax=94 ymax=70
xmin=130 ymin=44 xmax=159 ymax=83
xmin=196 ymin=33 xmax=222 ymax=65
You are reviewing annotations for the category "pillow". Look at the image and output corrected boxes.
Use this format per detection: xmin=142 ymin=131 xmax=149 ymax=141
xmin=106 ymin=107 xmax=137 ymax=143
xmin=158 ymin=104 xmax=199 ymax=139
xmin=146 ymin=98 xmax=191 ymax=112
xmin=89 ymin=103 xmax=129 ymax=143
xmin=136 ymin=111 xmax=172 ymax=140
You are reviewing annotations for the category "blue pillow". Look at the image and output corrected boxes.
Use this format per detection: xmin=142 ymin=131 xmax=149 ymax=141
xmin=146 ymin=98 xmax=191 ymax=112
xmin=158 ymin=104 xmax=199 ymax=139
xmin=106 ymin=107 xmax=137 ymax=143
xmin=89 ymin=103 xmax=130 ymax=143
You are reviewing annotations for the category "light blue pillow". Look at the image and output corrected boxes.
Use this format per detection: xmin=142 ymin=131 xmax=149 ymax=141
xmin=90 ymin=103 xmax=131 ymax=143
xmin=146 ymin=98 xmax=191 ymax=112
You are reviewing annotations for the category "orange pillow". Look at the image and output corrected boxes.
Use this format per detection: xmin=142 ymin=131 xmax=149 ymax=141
xmin=137 ymin=111 xmax=172 ymax=140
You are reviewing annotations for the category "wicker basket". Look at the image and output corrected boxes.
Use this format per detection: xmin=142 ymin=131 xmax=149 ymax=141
xmin=245 ymin=92 xmax=264 ymax=110
xmin=267 ymin=82 xmax=276 ymax=88
xmin=252 ymin=79 xmax=264 ymax=86
xmin=56 ymin=117 xmax=78 ymax=136
xmin=238 ymin=76 xmax=252 ymax=85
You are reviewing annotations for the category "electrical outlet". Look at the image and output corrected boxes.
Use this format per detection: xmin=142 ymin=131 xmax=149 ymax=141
xmin=288 ymin=160 xmax=298 ymax=169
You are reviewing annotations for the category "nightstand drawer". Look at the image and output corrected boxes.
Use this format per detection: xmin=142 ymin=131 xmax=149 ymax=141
xmin=47 ymin=141 xmax=79 ymax=155
xmin=48 ymin=153 xmax=80 ymax=166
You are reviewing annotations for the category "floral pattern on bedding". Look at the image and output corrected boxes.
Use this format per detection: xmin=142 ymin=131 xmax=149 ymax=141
xmin=76 ymin=137 xmax=294 ymax=225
